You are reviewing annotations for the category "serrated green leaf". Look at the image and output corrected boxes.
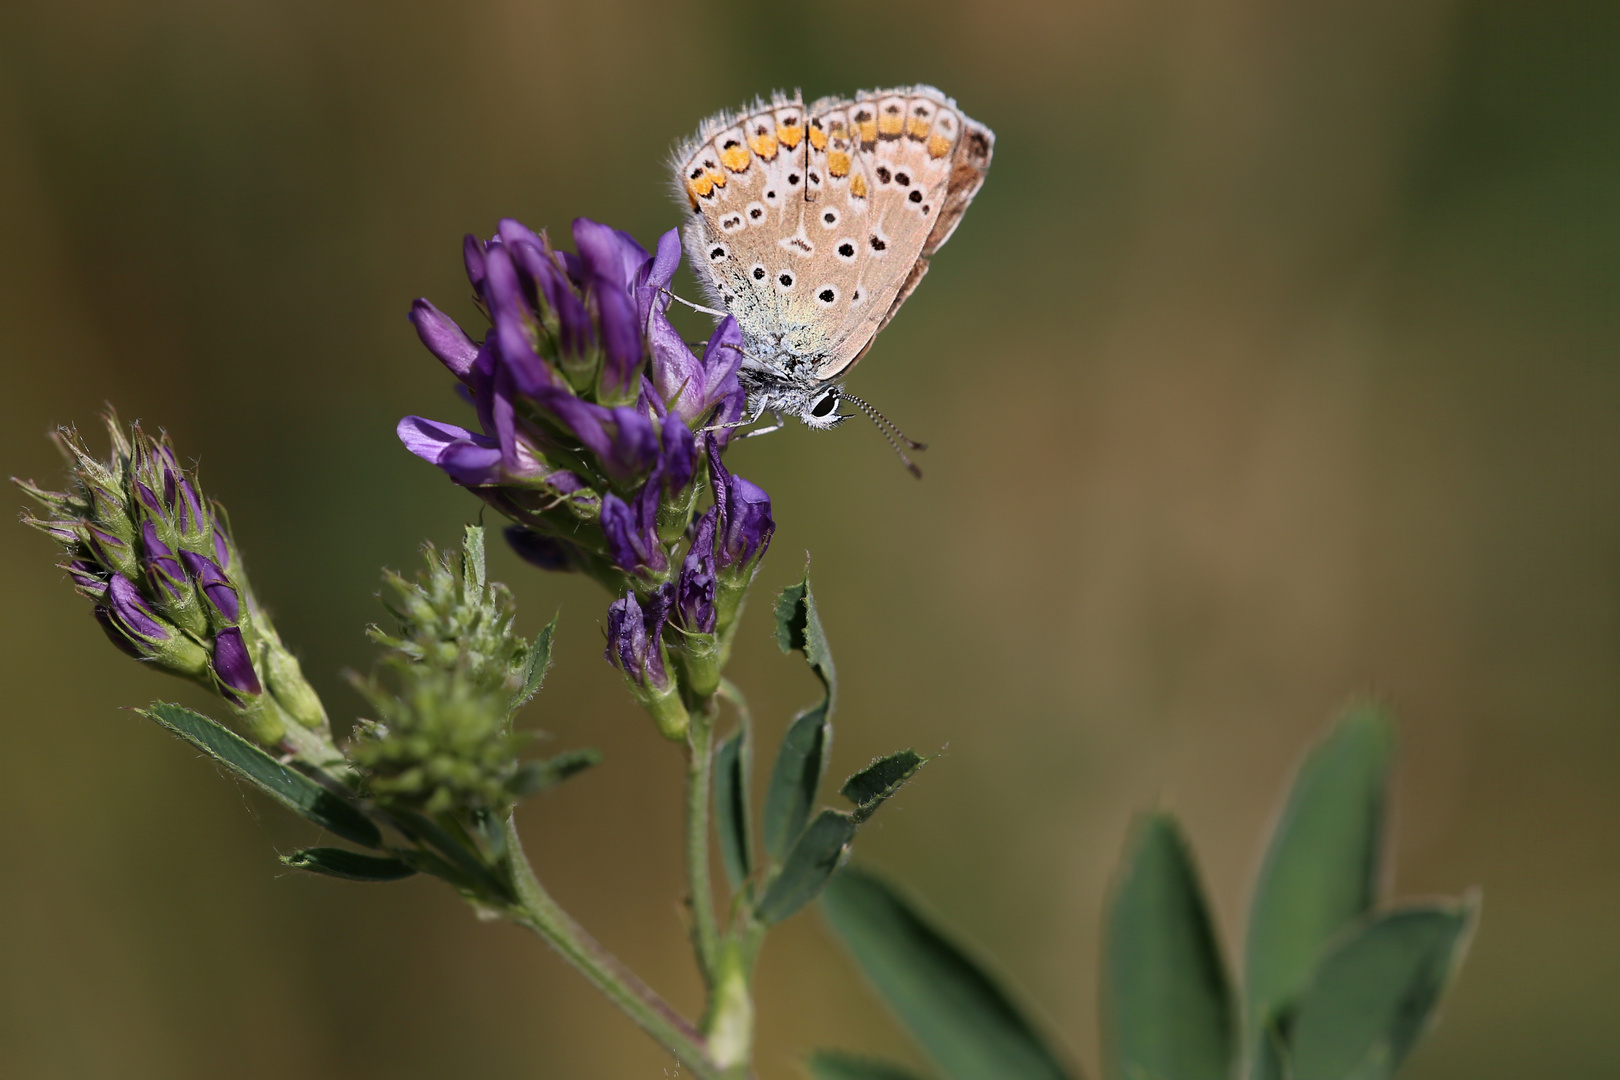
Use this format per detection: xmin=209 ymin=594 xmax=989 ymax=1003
xmin=1104 ymin=812 xmax=1234 ymax=1080
xmin=755 ymin=809 xmax=856 ymax=923
xmin=140 ymin=702 xmax=381 ymax=848
xmin=388 ymin=806 xmax=514 ymax=902
xmin=842 ymin=749 xmax=927 ymax=824
xmin=1246 ymin=704 xmax=1394 ymax=1051
xmin=776 ymin=567 xmax=836 ymax=701
xmin=715 ymin=725 xmax=753 ymax=889
xmin=512 ymin=615 xmax=558 ymax=712
xmin=763 ymin=708 xmax=832 ymax=861
xmin=508 ymin=747 xmax=600 ymax=797
xmin=820 ymin=867 xmax=1072 ymax=1080
xmin=1288 ymin=900 xmax=1477 ymax=1080
xmin=807 ymin=1050 xmax=933 ymax=1080
xmin=282 ymin=847 xmax=417 ymax=882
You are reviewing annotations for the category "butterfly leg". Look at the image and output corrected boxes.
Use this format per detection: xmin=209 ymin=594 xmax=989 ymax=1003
xmin=662 ymin=289 xmax=730 ymax=319
xmin=739 ymin=411 xmax=787 ymax=439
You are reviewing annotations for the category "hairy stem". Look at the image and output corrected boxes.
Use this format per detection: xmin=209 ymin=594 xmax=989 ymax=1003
xmin=687 ymin=699 xmax=723 ymax=991
xmin=501 ymin=816 xmax=719 ymax=1078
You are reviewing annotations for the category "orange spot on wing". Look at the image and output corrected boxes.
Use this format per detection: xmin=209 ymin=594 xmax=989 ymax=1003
xmin=808 ymin=126 xmax=828 ymax=151
xmin=850 ymin=173 xmax=868 ymax=199
xmin=878 ymin=112 xmax=904 ymax=138
xmin=749 ymin=131 xmax=779 ymax=159
xmin=927 ymin=133 xmax=953 ymax=159
xmin=720 ymin=145 xmax=751 ymax=172
xmin=687 ymin=175 xmax=714 ymax=200
xmin=777 ymin=123 xmax=803 ymax=148
xmin=827 ymin=150 xmax=851 ymax=177
xmin=857 ymin=119 xmax=878 ymax=145
xmin=906 ymin=117 xmax=932 ymax=139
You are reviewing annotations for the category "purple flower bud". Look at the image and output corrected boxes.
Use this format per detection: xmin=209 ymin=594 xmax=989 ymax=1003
xmin=675 ymin=509 xmax=717 ymax=633
xmin=574 ymin=218 xmax=645 ymax=403
xmin=103 ymin=574 xmax=171 ymax=647
xmin=181 ymin=549 xmax=241 ymax=624
xmin=463 ymin=233 xmax=488 ymax=297
xmin=140 ymin=520 xmax=189 ymax=604
xmin=710 ymin=444 xmax=774 ymax=573
xmin=485 ymin=242 xmax=561 ymax=396
xmin=634 ymin=229 xmax=682 ymax=332
xmin=660 ymin=410 xmax=697 ymax=499
xmin=211 ymin=626 xmax=262 ymax=700
xmin=66 ymin=559 xmax=107 ymax=598
xmin=409 ymin=299 xmax=480 ymax=379
xmin=600 ymin=483 xmax=668 ymax=577
xmin=604 ymin=586 xmax=673 ymax=692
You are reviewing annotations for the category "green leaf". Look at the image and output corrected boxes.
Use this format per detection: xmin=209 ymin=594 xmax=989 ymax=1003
xmin=512 ymin=615 xmax=558 ymax=712
xmin=1248 ymin=1022 xmax=1291 ymax=1080
xmin=508 ymin=747 xmax=600 ymax=797
xmin=715 ymin=725 xmax=753 ymax=889
xmin=1245 ymin=704 xmax=1394 ymax=1049
xmin=1104 ymin=812 xmax=1234 ymax=1080
xmin=820 ymin=867 xmax=1072 ymax=1080
xmin=842 ymin=749 xmax=928 ymax=825
xmin=776 ymin=567 xmax=837 ymax=701
xmin=763 ymin=708 xmax=832 ymax=861
xmin=282 ymin=847 xmax=417 ymax=882
xmin=140 ymin=702 xmax=381 ymax=849
xmin=462 ymin=523 xmax=487 ymax=592
xmin=756 ymin=809 xmax=856 ymax=923
xmin=807 ymin=1050 xmax=934 ymax=1080
xmin=1288 ymin=900 xmax=1477 ymax=1080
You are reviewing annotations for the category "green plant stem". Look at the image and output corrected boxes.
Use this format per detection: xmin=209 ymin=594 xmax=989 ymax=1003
xmin=501 ymin=816 xmax=720 ymax=1079
xmin=687 ymin=699 xmax=723 ymax=991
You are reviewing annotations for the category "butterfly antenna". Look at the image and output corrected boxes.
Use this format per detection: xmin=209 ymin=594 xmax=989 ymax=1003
xmin=841 ymin=392 xmax=927 ymax=479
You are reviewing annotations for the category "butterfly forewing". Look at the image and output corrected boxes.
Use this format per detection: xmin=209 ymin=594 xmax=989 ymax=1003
xmin=675 ymin=85 xmax=992 ymax=389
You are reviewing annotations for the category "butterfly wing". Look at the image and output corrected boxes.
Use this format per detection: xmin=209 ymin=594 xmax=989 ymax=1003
xmin=811 ymin=87 xmax=995 ymax=381
xmin=673 ymin=86 xmax=993 ymax=381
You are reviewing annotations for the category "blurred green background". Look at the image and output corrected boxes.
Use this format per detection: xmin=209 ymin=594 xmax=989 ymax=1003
xmin=0 ymin=0 xmax=1613 ymax=1076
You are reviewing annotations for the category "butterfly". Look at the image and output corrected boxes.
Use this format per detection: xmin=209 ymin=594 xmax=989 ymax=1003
xmin=673 ymin=85 xmax=993 ymax=471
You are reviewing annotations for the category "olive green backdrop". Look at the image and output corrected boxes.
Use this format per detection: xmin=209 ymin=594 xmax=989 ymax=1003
xmin=1 ymin=0 xmax=1613 ymax=1077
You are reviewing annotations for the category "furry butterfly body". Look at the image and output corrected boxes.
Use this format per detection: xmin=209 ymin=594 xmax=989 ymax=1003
xmin=674 ymin=85 xmax=993 ymax=432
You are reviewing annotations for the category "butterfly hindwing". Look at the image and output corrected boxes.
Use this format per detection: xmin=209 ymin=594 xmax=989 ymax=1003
xmin=674 ymin=85 xmax=992 ymax=390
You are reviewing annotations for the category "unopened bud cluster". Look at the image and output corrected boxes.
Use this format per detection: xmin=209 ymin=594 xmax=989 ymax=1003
xmin=16 ymin=416 xmax=334 ymax=756
xmin=349 ymin=530 xmax=536 ymax=817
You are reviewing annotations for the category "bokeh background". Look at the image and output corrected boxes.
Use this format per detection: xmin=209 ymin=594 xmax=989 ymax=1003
xmin=1 ymin=0 xmax=1613 ymax=1076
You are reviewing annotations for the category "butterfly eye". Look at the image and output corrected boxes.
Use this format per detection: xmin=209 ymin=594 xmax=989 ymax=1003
xmin=810 ymin=391 xmax=839 ymax=418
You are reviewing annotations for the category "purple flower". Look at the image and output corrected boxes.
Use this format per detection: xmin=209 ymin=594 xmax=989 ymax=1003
xmin=653 ymin=315 xmax=746 ymax=437
xmin=604 ymin=586 xmax=674 ymax=692
xmin=140 ymin=520 xmax=190 ymax=606
xmin=601 ymin=482 xmax=666 ymax=578
xmin=409 ymin=299 xmax=479 ymax=379
xmin=573 ymin=218 xmax=646 ymax=404
xmin=675 ymin=509 xmax=717 ymax=633
xmin=102 ymin=574 xmax=170 ymax=649
xmin=710 ymin=443 xmax=775 ymax=574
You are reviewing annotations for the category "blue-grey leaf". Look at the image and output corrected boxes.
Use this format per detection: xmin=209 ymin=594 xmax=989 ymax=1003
xmin=140 ymin=701 xmax=381 ymax=848
xmin=715 ymin=725 xmax=753 ymax=889
xmin=1246 ymin=704 xmax=1394 ymax=1050
xmin=755 ymin=809 xmax=856 ymax=924
xmin=807 ymin=1050 xmax=934 ymax=1080
xmin=820 ymin=867 xmax=1073 ymax=1080
xmin=762 ymin=708 xmax=832 ymax=862
xmin=842 ymin=749 xmax=928 ymax=824
xmin=282 ymin=847 xmax=416 ymax=882
xmin=1288 ymin=900 xmax=1477 ymax=1080
xmin=1104 ymin=812 xmax=1234 ymax=1080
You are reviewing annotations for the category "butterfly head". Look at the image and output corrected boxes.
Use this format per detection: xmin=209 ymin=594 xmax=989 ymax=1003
xmin=798 ymin=385 xmax=848 ymax=430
